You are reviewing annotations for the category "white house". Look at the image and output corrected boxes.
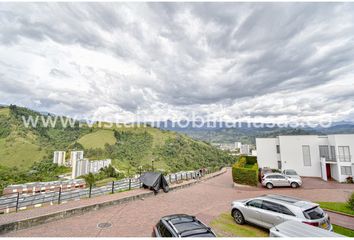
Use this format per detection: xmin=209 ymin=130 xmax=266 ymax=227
xmin=256 ymin=134 xmax=354 ymax=182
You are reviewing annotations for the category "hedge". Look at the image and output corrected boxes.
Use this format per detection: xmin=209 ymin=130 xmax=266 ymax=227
xmin=232 ymin=156 xmax=258 ymax=186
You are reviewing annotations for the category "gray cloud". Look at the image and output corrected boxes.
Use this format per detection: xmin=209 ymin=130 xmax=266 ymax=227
xmin=0 ymin=3 xmax=353 ymax=122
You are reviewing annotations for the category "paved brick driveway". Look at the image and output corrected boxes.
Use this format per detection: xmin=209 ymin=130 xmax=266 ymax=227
xmin=3 ymin=169 xmax=354 ymax=237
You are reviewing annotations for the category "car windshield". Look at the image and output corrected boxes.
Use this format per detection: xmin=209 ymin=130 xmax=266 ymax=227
xmin=303 ymin=207 xmax=325 ymax=220
xmin=286 ymin=170 xmax=298 ymax=175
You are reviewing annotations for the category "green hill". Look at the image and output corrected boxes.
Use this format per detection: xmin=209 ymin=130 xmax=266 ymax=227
xmin=0 ymin=105 xmax=234 ymax=192
xmin=78 ymin=129 xmax=116 ymax=149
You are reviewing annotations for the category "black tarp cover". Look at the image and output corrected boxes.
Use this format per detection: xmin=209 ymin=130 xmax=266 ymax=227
xmin=140 ymin=172 xmax=169 ymax=192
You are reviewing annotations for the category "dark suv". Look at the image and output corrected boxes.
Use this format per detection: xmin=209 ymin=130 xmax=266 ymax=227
xmin=152 ymin=214 xmax=216 ymax=237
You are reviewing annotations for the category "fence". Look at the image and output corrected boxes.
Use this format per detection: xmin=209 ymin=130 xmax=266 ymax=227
xmin=0 ymin=168 xmax=218 ymax=214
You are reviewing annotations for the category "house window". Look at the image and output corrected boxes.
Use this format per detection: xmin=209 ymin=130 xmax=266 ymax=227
xmin=302 ymin=145 xmax=311 ymax=166
xmin=330 ymin=146 xmax=336 ymax=161
xmin=338 ymin=146 xmax=351 ymax=162
xmin=340 ymin=166 xmax=352 ymax=175
xmin=319 ymin=145 xmax=329 ymax=161
xmin=277 ymin=161 xmax=282 ymax=169
xmin=276 ymin=145 xmax=280 ymax=154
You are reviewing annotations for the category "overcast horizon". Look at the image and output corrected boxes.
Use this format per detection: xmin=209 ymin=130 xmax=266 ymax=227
xmin=1 ymin=3 xmax=354 ymax=124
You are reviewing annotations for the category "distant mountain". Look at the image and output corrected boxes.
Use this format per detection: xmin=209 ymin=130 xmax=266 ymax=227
xmin=156 ymin=121 xmax=354 ymax=144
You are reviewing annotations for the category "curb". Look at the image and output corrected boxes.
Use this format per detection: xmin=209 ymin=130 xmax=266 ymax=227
xmin=0 ymin=169 xmax=226 ymax=235
xmin=323 ymin=208 xmax=354 ymax=218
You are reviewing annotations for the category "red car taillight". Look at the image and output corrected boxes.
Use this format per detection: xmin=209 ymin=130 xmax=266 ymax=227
xmin=303 ymin=221 xmax=319 ymax=227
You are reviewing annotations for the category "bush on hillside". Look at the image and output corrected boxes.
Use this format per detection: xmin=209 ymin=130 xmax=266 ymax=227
xmin=232 ymin=156 xmax=258 ymax=186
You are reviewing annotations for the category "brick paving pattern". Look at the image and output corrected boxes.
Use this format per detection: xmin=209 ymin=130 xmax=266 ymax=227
xmin=2 ymin=168 xmax=353 ymax=237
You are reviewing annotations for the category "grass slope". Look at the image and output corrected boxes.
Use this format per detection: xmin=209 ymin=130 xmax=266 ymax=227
xmin=78 ymin=129 xmax=116 ymax=149
xmin=0 ymin=137 xmax=45 ymax=169
xmin=0 ymin=107 xmax=10 ymax=116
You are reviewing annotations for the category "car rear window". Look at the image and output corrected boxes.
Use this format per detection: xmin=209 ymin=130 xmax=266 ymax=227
xmin=303 ymin=207 xmax=325 ymax=220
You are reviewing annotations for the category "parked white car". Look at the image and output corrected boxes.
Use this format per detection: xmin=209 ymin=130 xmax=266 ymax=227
xmin=231 ymin=194 xmax=332 ymax=231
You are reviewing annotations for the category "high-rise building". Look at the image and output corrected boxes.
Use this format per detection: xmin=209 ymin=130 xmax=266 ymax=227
xmin=235 ymin=142 xmax=242 ymax=149
xmin=240 ymin=144 xmax=251 ymax=155
xmin=70 ymin=150 xmax=84 ymax=166
xmin=53 ymin=151 xmax=66 ymax=166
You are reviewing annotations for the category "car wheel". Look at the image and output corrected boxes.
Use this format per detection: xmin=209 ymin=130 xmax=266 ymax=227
xmin=232 ymin=209 xmax=245 ymax=225
xmin=291 ymin=182 xmax=298 ymax=188
xmin=266 ymin=183 xmax=273 ymax=189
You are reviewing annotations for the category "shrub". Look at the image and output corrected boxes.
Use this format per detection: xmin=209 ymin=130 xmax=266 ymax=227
xmin=348 ymin=192 xmax=354 ymax=210
xmin=245 ymin=156 xmax=257 ymax=165
xmin=346 ymin=176 xmax=353 ymax=184
xmin=232 ymin=156 xmax=258 ymax=186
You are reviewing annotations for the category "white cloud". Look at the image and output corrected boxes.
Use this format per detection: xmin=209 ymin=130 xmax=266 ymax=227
xmin=0 ymin=3 xmax=353 ymax=123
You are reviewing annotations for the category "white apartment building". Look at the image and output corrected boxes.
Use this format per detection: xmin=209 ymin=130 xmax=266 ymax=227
xmin=72 ymin=158 xmax=112 ymax=178
xmin=235 ymin=142 xmax=242 ymax=149
xmin=240 ymin=144 xmax=251 ymax=155
xmin=69 ymin=150 xmax=84 ymax=166
xmin=53 ymin=151 xmax=66 ymax=166
xmin=256 ymin=134 xmax=354 ymax=182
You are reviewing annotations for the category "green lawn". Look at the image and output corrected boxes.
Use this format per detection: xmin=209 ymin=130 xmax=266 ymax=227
xmin=210 ymin=213 xmax=268 ymax=237
xmin=78 ymin=129 xmax=116 ymax=149
xmin=317 ymin=202 xmax=354 ymax=216
xmin=333 ymin=224 xmax=354 ymax=237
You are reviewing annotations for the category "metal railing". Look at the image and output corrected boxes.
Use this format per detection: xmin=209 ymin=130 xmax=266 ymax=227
xmin=0 ymin=168 xmax=217 ymax=214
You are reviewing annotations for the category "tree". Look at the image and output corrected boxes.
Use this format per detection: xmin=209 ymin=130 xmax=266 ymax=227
xmin=82 ymin=173 xmax=96 ymax=198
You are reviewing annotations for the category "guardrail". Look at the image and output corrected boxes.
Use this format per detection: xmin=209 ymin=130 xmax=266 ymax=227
xmin=0 ymin=168 xmax=219 ymax=214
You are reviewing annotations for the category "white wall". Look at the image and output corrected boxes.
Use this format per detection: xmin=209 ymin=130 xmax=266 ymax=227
xmin=256 ymin=138 xmax=278 ymax=169
xmin=330 ymin=164 xmax=340 ymax=181
xmin=278 ymin=135 xmax=328 ymax=177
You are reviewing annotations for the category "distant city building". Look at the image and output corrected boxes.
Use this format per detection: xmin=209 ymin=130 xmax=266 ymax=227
xmin=235 ymin=142 xmax=242 ymax=149
xmin=240 ymin=144 xmax=251 ymax=155
xmin=72 ymin=158 xmax=112 ymax=178
xmin=251 ymin=150 xmax=257 ymax=156
xmin=70 ymin=150 xmax=84 ymax=166
xmin=3 ymin=179 xmax=85 ymax=195
xmin=53 ymin=151 xmax=66 ymax=166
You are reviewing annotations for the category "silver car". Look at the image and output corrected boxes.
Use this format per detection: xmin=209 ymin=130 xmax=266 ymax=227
xmin=262 ymin=173 xmax=302 ymax=189
xmin=231 ymin=194 xmax=332 ymax=231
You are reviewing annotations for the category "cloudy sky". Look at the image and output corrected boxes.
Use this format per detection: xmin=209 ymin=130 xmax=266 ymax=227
xmin=0 ymin=3 xmax=354 ymax=123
